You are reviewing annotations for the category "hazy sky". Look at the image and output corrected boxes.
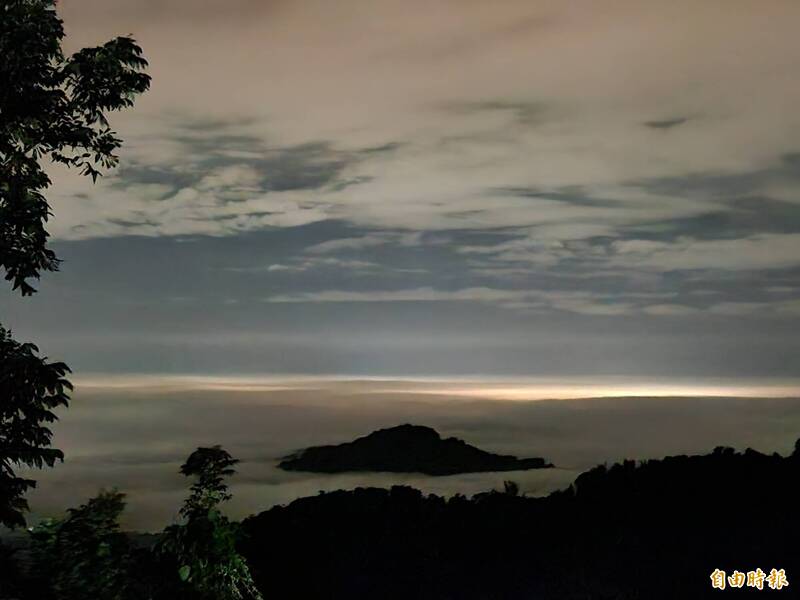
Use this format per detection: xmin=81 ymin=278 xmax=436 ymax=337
xmin=6 ymin=2 xmax=800 ymax=529
xmin=4 ymin=0 xmax=800 ymax=378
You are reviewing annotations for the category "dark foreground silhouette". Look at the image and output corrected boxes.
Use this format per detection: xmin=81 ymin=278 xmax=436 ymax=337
xmin=247 ymin=439 xmax=800 ymax=599
xmin=278 ymin=424 xmax=552 ymax=474
xmin=3 ymin=439 xmax=799 ymax=599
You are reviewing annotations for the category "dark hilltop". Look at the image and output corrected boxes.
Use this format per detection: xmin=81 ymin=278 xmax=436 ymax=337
xmin=278 ymin=424 xmax=553 ymax=475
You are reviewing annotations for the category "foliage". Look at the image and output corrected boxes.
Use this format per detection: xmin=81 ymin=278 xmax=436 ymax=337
xmin=0 ymin=0 xmax=148 ymax=529
xmin=240 ymin=441 xmax=800 ymax=599
xmin=502 ymin=480 xmax=519 ymax=496
xmin=0 ymin=326 xmax=71 ymax=528
xmin=159 ymin=447 xmax=263 ymax=600
xmin=179 ymin=445 xmax=239 ymax=519
xmin=0 ymin=538 xmax=25 ymax=599
xmin=29 ymin=490 xmax=135 ymax=600
xmin=0 ymin=0 xmax=151 ymax=295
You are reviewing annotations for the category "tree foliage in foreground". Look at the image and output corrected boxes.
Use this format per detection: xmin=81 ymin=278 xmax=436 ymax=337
xmin=30 ymin=491 xmax=135 ymax=600
xmin=20 ymin=448 xmax=264 ymax=599
xmin=1 ymin=0 xmax=151 ymax=295
xmin=0 ymin=326 xmax=71 ymax=528
xmin=159 ymin=446 xmax=264 ymax=600
xmin=0 ymin=538 xmax=25 ymax=599
xmin=0 ymin=0 xmax=149 ymax=529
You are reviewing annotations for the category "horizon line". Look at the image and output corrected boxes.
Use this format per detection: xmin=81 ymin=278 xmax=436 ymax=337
xmin=68 ymin=373 xmax=800 ymax=401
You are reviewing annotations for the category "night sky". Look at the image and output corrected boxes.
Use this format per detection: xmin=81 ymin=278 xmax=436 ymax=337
xmin=4 ymin=0 xmax=800 ymax=382
xmin=5 ymin=0 xmax=800 ymax=529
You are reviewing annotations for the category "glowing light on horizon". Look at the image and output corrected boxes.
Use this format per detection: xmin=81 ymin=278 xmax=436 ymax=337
xmin=70 ymin=374 xmax=800 ymax=401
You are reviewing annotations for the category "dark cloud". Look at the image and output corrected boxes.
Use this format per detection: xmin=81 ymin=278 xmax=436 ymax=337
xmin=171 ymin=114 xmax=261 ymax=133
xmin=635 ymin=152 xmax=800 ymax=199
xmin=168 ymin=132 xmax=354 ymax=195
xmin=617 ymin=154 xmax=800 ymax=248
xmin=106 ymin=216 xmax=162 ymax=229
xmin=622 ymin=198 xmax=800 ymax=241
xmin=109 ymin=120 xmax=390 ymax=214
xmin=358 ymin=142 xmax=403 ymax=155
xmin=643 ymin=117 xmax=689 ymax=130
xmin=329 ymin=175 xmax=374 ymax=192
xmin=492 ymin=186 xmax=624 ymax=208
xmin=112 ymin=163 xmax=195 ymax=191
xmin=260 ymin=143 xmax=353 ymax=192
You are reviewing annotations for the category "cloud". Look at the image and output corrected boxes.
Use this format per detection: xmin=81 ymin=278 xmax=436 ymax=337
xmin=225 ymin=257 xmax=378 ymax=274
xmin=642 ymin=304 xmax=701 ymax=317
xmin=304 ymin=234 xmax=394 ymax=254
xmin=15 ymin=0 xmax=796 ymax=348
xmin=265 ymin=287 xmax=529 ymax=304
xmin=707 ymin=302 xmax=772 ymax=316
xmin=706 ymin=299 xmax=800 ymax=317
xmin=47 ymin=122 xmax=380 ymax=240
xmin=611 ymin=234 xmax=800 ymax=271
xmin=644 ymin=117 xmax=690 ymax=130
xmin=262 ymin=286 xmax=684 ymax=318
xmin=51 ymin=0 xmax=800 ymax=244
xmin=24 ymin=379 xmax=800 ymax=528
xmin=440 ymin=100 xmax=549 ymax=127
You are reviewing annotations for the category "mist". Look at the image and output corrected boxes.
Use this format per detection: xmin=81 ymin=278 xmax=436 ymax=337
xmin=21 ymin=378 xmax=800 ymax=530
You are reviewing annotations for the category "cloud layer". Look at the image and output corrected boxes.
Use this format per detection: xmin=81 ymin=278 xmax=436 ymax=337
xmin=4 ymin=0 xmax=799 ymax=377
xmin=21 ymin=381 xmax=800 ymax=529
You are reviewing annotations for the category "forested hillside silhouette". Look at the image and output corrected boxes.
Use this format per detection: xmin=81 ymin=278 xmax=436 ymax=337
xmin=242 ymin=440 xmax=800 ymax=599
xmin=3 ymin=437 xmax=798 ymax=598
xmin=279 ymin=424 xmax=552 ymax=474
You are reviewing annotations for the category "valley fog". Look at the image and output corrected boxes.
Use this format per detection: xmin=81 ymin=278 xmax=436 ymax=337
xmin=22 ymin=377 xmax=800 ymax=530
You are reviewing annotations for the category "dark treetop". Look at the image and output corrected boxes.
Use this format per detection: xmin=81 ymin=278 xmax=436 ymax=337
xmin=278 ymin=424 xmax=553 ymax=475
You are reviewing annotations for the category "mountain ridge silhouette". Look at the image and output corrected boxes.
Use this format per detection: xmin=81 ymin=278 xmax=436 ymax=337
xmin=244 ymin=437 xmax=800 ymax=599
xmin=278 ymin=423 xmax=553 ymax=475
